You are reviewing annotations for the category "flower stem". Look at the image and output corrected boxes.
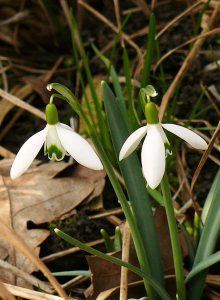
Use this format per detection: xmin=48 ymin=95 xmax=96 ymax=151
xmin=93 ymin=135 xmax=157 ymax=300
xmin=161 ymin=173 xmax=186 ymax=300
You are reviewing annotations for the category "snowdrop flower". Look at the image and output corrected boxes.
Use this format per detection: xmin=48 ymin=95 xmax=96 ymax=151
xmin=10 ymin=103 xmax=103 ymax=179
xmin=119 ymin=102 xmax=208 ymax=189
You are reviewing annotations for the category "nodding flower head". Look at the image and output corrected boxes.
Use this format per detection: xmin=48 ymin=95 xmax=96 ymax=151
xmin=10 ymin=103 xmax=103 ymax=179
xmin=119 ymin=101 xmax=208 ymax=189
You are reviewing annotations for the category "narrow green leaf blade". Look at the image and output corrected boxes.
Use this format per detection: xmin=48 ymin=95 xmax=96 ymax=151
xmin=102 ymin=81 xmax=164 ymax=287
xmin=52 ymin=270 xmax=91 ymax=277
xmin=55 ymin=229 xmax=171 ymax=300
xmin=186 ymin=251 xmax=220 ymax=283
xmin=141 ymin=14 xmax=156 ymax=88
xmin=187 ymin=169 xmax=220 ymax=299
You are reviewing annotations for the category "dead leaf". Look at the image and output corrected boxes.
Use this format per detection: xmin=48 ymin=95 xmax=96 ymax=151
xmin=0 ymin=159 xmax=105 ymax=287
xmin=85 ymin=252 xmax=140 ymax=300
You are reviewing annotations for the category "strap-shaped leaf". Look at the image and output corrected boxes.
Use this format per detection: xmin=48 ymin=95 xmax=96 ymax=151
xmin=186 ymin=250 xmax=220 ymax=283
xmin=187 ymin=169 xmax=220 ymax=299
xmin=55 ymin=229 xmax=171 ymax=300
xmin=102 ymin=81 xmax=164 ymax=287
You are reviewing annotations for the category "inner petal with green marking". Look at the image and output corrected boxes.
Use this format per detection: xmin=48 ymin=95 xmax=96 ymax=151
xmin=47 ymin=144 xmax=64 ymax=160
xmin=45 ymin=124 xmax=66 ymax=161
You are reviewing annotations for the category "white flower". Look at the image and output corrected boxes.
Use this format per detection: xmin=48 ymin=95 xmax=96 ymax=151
xmin=119 ymin=123 xmax=208 ymax=189
xmin=10 ymin=104 xmax=103 ymax=179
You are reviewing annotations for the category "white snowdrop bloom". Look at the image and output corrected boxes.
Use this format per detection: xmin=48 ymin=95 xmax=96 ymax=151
xmin=119 ymin=102 xmax=208 ymax=189
xmin=10 ymin=103 xmax=103 ymax=179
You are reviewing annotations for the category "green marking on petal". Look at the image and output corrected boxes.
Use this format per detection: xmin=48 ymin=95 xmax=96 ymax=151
xmin=47 ymin=144 xmax=64 ymax=161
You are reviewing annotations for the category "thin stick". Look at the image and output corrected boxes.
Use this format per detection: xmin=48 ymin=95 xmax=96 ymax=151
xmin=113 ymin=0 xmax=124 ymax=47
xmin=78 ymin=0 xmax=142 ymax=60
xmin=0 ymin=88 xmax=45 ymax=120
xmin=42 ymin=238 xmax=107 ymax=263
xmin=0 ymin=220 xmax=68 ymax=300
xmin=191 ymin=121 xmax=220 ymax=191
xmin=120 ymin=222 xmax=131 ymax=300
xmin=0 ymin=259 xmax=53 ymax=293
xmin=4 ymin=283 xmax=69 ymax=300
xmin=154 ymin=28 xmax=220 ymax=71
xmin=156 ymin=0 xmax=203 ymax=39
xmin=159 ymin=2 xmax=220 ymax=120
xmin=0 ymin=281 xmax=16 ymax=300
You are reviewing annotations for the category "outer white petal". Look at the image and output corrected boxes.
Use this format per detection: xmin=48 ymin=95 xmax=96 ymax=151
xmin=56 ymin=124 xmax=103 ymax=170
xmin=10 ymin=127 xmax=48 ymax=179
xmin=162 ymin=124 xmax=208 ymax=150
xmin=119 ymin=126 xmax=148 ymax=161
xmin=141 ymin=125 xmax=166 ymax=189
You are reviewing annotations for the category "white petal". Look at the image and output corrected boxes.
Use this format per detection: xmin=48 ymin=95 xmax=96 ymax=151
xmin=119 ymin=126 xmax=147 ymax=161
xmin=56 ymin=124 xmax=103 ymax=170
xmin=162 ymin=124 xmax=208 ymax=150
xmin=10 ymin=127 xmax=48 ymax=179
xmin=141 ymin=125 xmax=166 ymax=189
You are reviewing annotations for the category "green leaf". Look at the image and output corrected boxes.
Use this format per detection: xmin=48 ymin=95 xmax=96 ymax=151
xmin=201 ymin=169 xmax=220 ymax=223
xmin=141 ymin=14 xmax=156 ymax=88
xmin=102 ymin=81 xmax=164 ymax=287
xmin=187 ymin=169 xmax=220 ymax=299
xmin=55 ymin=228 xmax=171 ymax=300
xmin=92 ymin=44 xmax=127 ymax=124
xmin=123 ymin=47 xmax=139 ymax=130
xmin=186 ymin=250 xmax=220 ymax=283
xmin=52 ymin=270 xmax=91 ymax=277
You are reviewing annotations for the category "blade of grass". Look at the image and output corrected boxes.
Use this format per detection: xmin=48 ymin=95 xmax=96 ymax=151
xmin=187 ymin=169 xmax=220 ymax=299
xmin=92 ymin=44 xmax=127 ymax=124
xmin=141 ymin=13 xmax=156 ymax=88
xmin=55 ymin=229 xmax=171 ymax=300
xmin=186 ymin=250 xmax=220 ymax=283
xmin=102 ymin=81 xmax=164 ymax=290
xmin=123 ymin=47 xmax=139 ymax=130
xmin=52 ymin=270 xmax=90 ymax=277
xmin=70 ymin=10 xmax=111 ymax=150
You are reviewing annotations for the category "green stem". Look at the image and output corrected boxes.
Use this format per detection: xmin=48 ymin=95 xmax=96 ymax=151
xmin=161 ymin=173 xmax=186 ymax=300
xmin=92 ymin=135 xmax=157 ymax=299
xmin=55 ymin=229 xmax=171 ymax=300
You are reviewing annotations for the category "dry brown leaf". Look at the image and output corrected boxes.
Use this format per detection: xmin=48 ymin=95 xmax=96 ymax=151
xmin=85 ymin=252 xmax=139 ymax=300
xmin=0 ymin=159 xmax=105 ymax=287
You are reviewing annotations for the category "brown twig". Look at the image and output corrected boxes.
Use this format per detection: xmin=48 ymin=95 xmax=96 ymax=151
xmin=156 ymin=0 xmax=203 ymax=39
xmin=159 ymin=2 xmax=220 ymax=121
xmin=42 ymin=238 xmax=107 ymax=263
xmin=120 ymin=222 xmax=131 ymax=300
xmin=154 ymin=27 xmax=220 ymax=71
xmin=0 ymin=259 xmax=53 ymax=293
xmin=77 ymin=0 xmax=143 ymax=60
xmin=0 ymin=88 xmax=45 ymax=120
xmin=191 ymin=121 xmax=220 ymax=191
xmin=4 ymin=283 xmax=69 ymax=300
xmin=0 ymin=220 xmax=68 ymax=299
xmin=0 ymin=281 xmax=16 ymax=300
xmin=113 ymin=0 xmax=124 ymax=47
